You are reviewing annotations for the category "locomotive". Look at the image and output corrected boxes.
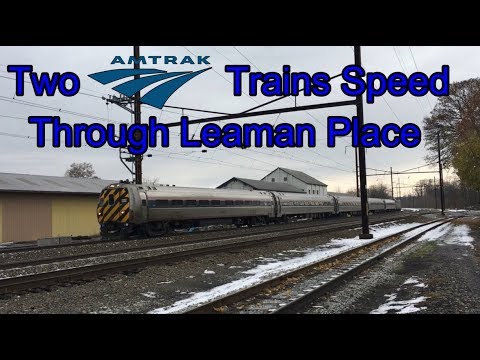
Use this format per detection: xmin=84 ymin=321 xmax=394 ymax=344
xmin=97 ymin=182 xmax=401 ymax=239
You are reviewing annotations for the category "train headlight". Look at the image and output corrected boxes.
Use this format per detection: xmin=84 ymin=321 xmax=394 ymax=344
xmin=98 ymin=212 xmax=102 ymax=215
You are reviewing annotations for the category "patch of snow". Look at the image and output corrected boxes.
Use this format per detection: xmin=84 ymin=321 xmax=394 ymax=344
xmin=403 ymin=277 xmax=420 ymax=285
xmin=141 ymin=292 xmax=156 ymax=299
xmin=443 ymin=225 xmax=474 ymax=248
xmin=447 ymin=209 xmax=467 ymax=212
xmin=217 ymin=264 xmax=225 ymax=267
xmin=228 ymin=266 xmax=243 ymax=269
xmin=417 ymin=223 xmax=474 ymax=249
xmin=414 ymin=283 xmax=428 ymax=288
xmin=157 ymin=280 xmax=173 ymax=284
xmin=403 ymin=276 xmax=428 ymax=288
xmin=417 ymin=223 xmax=452 ymax=242
xmin=149 ymin=221 xmax=435 ymax=314
xmin=203 ymin=270 xmax=215 ymax=274
xmin=370 ymin=296 xmax=428 ymax=314
xmin=402 ymin=208 xmax=421 ymax=212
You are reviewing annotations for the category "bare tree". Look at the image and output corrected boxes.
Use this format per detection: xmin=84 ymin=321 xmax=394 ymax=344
xmin=368 ymin=183 xmax=389 ymax=198
xmin=345 ymin=188 xmax=358 ymax=196
xmin=143 ymin=177 xmax=161 ymax=186
xmin=65 ymin=162 xmax=96 ymax=178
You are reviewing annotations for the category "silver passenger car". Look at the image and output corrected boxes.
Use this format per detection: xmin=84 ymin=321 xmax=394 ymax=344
xmin=276 ymin=192 xmax=336 ymax=218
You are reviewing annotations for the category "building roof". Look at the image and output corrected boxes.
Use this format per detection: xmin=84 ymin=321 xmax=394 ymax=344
xmin=217 ymin=177 xmax=305 ymax=193
xmin=276 ymin=168 xmax=327 ymax=186
xmin=0 ymin=172 xmax=115 ymax=194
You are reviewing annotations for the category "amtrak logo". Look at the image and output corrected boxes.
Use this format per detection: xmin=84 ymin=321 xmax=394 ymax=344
xmin=88 ymin=67 xmax=211 ymax=109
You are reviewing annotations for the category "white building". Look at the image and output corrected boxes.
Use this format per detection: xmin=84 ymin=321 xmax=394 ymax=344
xmin=261 ymin=167 xmax=328 ymax=196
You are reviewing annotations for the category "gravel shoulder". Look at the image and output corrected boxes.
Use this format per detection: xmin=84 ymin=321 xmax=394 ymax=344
xmin=308 ymin=212 xmax=480 ymax=314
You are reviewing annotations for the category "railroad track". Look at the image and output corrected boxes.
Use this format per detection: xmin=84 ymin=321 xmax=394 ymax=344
xmin=0 ymin=214 xmax=438 ymax=294
xmin=0 ymin=210 xmax=433 ymax=255
xmin=0 ymin=212 xmax=429 ymax=271
xmin=164 ymin=217 xmax=453 ymax=314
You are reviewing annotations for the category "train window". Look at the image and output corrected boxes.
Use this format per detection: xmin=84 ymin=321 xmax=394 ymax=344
xmin=171 ymin=200 xmax=184 ymax=206
xmin=141 ymin=200 xmax=147 ymax=206
xmin=225 ymin=200 xmax=234 ymax=206
xmin=108 ymin=194 xmax=115 ymax=205
xmin=98 ymin=199 xmax=104 ymax=206
xmin=235 ymin=200 xmax=244 ymax=206
xmin=199 ymin=200 xmax=210 ymax=206
xmin=185 ymin=200 xmax=197 ymax=206
xmin=211 ymin=200 xmax=221 ymax=206
xmin=155 ymin=200 xmax=169 ymax=206
xmin=253 ymin=201 xmax=260 ymax=206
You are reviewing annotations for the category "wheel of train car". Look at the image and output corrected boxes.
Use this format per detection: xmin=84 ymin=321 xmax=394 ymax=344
xmin=145 ymin=222 xmax=170 ymax=238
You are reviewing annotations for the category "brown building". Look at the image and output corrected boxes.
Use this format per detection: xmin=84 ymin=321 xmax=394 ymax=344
xmin=0 ymin=173 xmax=114 ymax=244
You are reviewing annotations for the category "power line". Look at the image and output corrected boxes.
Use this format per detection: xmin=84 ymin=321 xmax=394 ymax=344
xmin=408 ymin=46 xmax=434 ymax=111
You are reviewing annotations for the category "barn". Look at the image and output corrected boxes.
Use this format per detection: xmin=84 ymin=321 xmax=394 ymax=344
xmin=0 ymin=172 xmax=113 ymax=244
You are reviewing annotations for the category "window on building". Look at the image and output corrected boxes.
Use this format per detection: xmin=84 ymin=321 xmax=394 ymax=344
xmin=317 ymin=190 xmax=319 ymax=194
xmin=284 ymin=177 xmax=287 ymax=181
xmin=271 ymin=178 xmax=275 ymax=182
xmin=308 ymin=190 xmax=310 ymax=194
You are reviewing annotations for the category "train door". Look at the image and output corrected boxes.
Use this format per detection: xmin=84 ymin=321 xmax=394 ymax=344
xmin=139 ymin=191 xmax=149 ymax=221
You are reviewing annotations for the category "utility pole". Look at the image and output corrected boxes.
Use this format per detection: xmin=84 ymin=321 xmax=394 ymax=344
xmin=397 ymin=175 xmax=401 ymax=198
xmin=437 ymin=132 xmax=445 ymax=215
xmin=434 ymin=176 xmax=438 ymax=209
xmin=354 ymin=46 xmax=372 ymax=239
xmin=355 ymin=148 xmax=359 ymax=197
xmin=390 ymin=167 xmax=394 ymax=198
xmin=133 ymin=45 xmax=142 ymax=184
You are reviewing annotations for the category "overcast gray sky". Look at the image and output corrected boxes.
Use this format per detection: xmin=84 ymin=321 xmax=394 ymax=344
xmin=0 ymin=46 xmax=476 ymax=194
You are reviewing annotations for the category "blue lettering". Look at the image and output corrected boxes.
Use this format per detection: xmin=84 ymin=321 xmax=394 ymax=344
xmin=327 ymin=116 xmax=352 ymax=147
xmin=7 ymin=65 xmax=33 ymax=96
xmin=27 ymin=116 xmax=54 ymax=147
xmin=225 ymin=65 xmax=251 ymax=96
xmin=111 ymin=56 xmax=125 ymax=65
xmin=180 ymin=116 xmax=202 ymax=147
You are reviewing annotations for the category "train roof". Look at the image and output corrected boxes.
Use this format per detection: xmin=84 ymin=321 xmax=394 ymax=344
xmin=114 ymin=183 xmax=274 ymax=198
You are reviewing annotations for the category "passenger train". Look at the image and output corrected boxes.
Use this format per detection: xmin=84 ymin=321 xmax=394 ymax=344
xmin=97 ymin=182 xmax=401 ymax=239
